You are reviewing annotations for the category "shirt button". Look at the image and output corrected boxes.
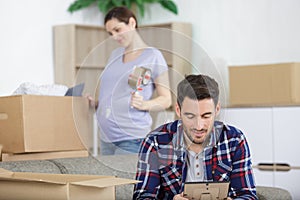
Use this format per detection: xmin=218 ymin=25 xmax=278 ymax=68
xmin=196 ymin=164 xmax=199 ymax=168
xmin=196 ymin=156 xmax=199 ymax=159
xmin=197 ymin=172 xmax=200 ymax=176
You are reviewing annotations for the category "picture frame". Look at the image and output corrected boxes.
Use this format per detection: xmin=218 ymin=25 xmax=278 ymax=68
xmin=183 ymin=181 xmax=230 ymax=200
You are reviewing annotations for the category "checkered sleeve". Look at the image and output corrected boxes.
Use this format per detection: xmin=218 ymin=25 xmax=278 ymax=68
xmin=133 ymin=134 xmax=161 ymax=199
xmin=229 ymin=131 xmax=257 ymax=199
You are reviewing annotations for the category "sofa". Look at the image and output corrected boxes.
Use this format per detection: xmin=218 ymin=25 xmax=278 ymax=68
xmin=0 ymin=154 xmax=292 ymax=200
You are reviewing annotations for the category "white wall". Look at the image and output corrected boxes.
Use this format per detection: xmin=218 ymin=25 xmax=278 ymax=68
xmin=141 ymin=0 xmax=300 ymax=64
xmin=1 ymin=0 xmax=300 ymax=97
xmin=0 ymin=0 xmax=103 ymax=96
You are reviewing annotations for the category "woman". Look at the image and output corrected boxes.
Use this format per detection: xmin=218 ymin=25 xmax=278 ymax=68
xmin=93 ymin=6 xmax=171 ymax=155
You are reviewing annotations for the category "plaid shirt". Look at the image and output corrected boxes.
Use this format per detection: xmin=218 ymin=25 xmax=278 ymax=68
xmin=133 ymin=120 xmax=257 ymax=200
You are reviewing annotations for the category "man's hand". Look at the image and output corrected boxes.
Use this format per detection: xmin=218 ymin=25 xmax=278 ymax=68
xmin=173 ymin=193 xmax=189 ymax=200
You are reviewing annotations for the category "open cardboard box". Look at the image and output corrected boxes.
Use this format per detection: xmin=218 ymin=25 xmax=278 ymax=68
xmin=0 ymin=95 xmax=93 ymax=153
xmin=0 ymin=168 xmax=139 ymax=200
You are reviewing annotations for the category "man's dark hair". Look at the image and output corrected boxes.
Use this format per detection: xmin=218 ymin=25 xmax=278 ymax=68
xmin=177 ymin=74 xmax=219 ymax=108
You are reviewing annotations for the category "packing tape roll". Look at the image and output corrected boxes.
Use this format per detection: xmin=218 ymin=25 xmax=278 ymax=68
xmin=128 ymin=67 xmax=152 ymax=89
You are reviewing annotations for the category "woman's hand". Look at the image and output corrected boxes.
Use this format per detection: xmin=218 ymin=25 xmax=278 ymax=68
xmin=85 ymin=93 xmax=98 ymax=109
xmin=130 ymin=92 xmax=145 ymax=110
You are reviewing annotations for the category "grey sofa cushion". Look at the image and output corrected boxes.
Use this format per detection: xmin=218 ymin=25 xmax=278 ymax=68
xmin=257 ymin=186 xmax=292 ymax=200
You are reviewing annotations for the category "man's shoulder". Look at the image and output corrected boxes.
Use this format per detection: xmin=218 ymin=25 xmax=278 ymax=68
xmin=146 ymin=120 xmax=179 ymax=144
xmin=217 ymin=121 xmax=248 ymax=142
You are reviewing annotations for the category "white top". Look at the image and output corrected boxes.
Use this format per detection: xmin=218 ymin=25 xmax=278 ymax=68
xmin=186 ymin=150 xmax=205 ymax=182
xmin=97 ymin=47 xmax=168 ymax=142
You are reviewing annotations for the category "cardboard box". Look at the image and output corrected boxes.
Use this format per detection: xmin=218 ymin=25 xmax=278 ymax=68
xmin=229 ymin=63 xmax=300 ymax=106
xmin=0 ymin=95 xmax=92 ymax=153
xmin=0 ymin=168 xmax=139 ymax=200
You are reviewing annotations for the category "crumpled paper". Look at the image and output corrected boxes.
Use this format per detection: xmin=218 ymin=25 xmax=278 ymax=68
xmin=13 ymin=82 xmax=68 ymax=96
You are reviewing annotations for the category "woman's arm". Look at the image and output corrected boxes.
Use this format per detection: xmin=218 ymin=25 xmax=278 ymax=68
xmin=131 ymin=71 xmax=172 ymax=111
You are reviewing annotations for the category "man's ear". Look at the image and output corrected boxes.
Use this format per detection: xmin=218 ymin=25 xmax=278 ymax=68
xmin=128 ymin=17 xmax=136 ymax=29
xmin=215 ymin=101 xmax=221 ymax=116
xmin=175 ymin=102 xmax=181 ymax=118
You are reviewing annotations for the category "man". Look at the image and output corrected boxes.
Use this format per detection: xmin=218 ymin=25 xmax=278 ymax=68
xmin=133 ymin=74 xmax=257 ymax=199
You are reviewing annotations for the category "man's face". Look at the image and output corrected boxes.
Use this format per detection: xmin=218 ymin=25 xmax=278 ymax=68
xmin=176 ymin=97 xmax=220 ymax=145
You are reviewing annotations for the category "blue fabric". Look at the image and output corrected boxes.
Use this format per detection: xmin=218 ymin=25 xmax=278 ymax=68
xmin=100 ymin=139 xmax=143 ymax=155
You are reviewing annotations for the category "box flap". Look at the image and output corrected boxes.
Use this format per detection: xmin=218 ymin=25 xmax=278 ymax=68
xmin=0 ymin=168 xmax=139 ymax=189
xmin=0 ymin=168 xmax=14 ymax=177
xmin=0 ymin=169 xmax=138 ymax=200
xmin=0 ymin=170 xmax=123 ymax=186
xmin=71 ymin=177 xmax=140 ymax=188
xmin=0 ymin=170 xmax=81 ymax=185
xmin=0 ymin=172 xmax=66 ymax=185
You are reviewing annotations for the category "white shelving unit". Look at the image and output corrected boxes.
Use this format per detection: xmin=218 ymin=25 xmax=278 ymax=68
xmin=220 ymin=107 xmax=300 ymax=199
xmin=53 ymin=22 xmax=192 ymax=155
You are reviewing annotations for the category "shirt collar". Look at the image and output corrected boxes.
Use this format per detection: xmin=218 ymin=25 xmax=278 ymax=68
xmin=207 ymin=121 xmax=229 ymax=147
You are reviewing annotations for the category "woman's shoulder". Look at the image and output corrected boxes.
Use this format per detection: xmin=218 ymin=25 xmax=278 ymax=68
xmin=106 ymin=47 xmax=124 ymax=63
xmin=144 ymin=47 xmax=163 ymax=55
xmin=111 ymin=47 xmax=124 ymax=55
xmin=143 ymin=47 xmax=166 ymax=63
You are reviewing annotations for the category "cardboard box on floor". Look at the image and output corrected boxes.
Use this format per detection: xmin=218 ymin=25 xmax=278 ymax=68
xmin=0 ymin=168 xmax=139 ymax=200
xmin=229 ymin=63 xmax=300 ymax=106
xmin=0 ymin=95 xmax=93 ymax=153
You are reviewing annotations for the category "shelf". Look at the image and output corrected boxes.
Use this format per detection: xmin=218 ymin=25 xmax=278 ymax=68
xmin=75 ymin=65 xmax=105 ymax=69
xmin=53 ymin=22 xmax=192 ymax=133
